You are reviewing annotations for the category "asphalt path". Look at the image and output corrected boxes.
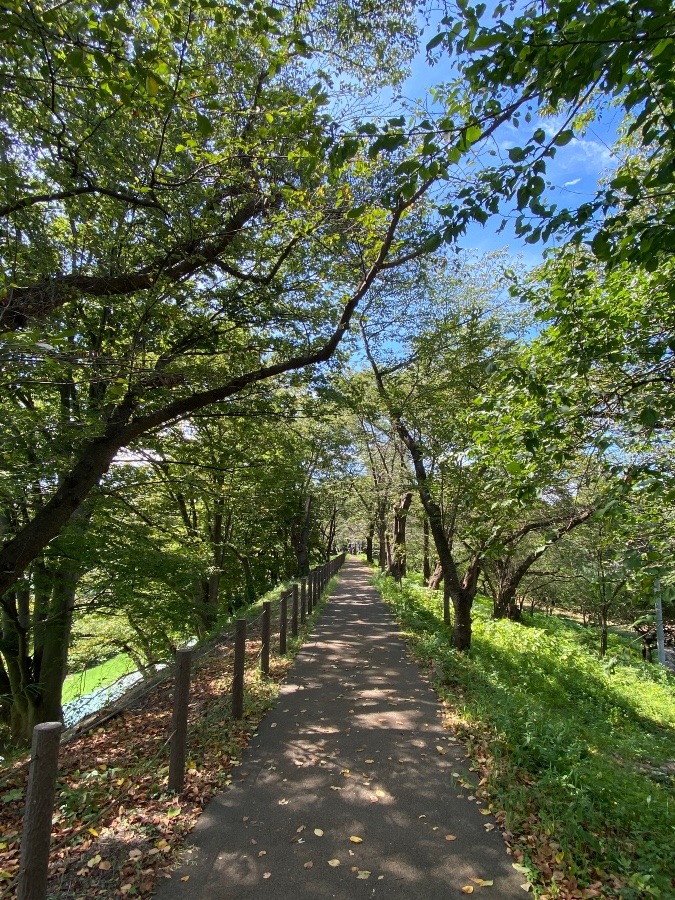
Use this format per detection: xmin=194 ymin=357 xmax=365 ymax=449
xmin=153 ymin=559 xmax=524 ymax=899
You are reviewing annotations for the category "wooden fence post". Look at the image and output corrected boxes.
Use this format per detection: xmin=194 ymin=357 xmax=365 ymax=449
xmin=261 ymin=601 xmax=271 ymax=675
xmin=292 ymin=583 xmax=299 ymax=636
xmin=307 ymin=571 xmax=313 ymax=614
xmin=300 ymin=579 xmax=307 ymax=624
xmin=232 ymin=619 xmax=246 ymax=719
xmin=168 ymin=648 xmax=192 ymax=793
xmin=17 ymin=722 xmax=62 ymax=900
xmin=279 ymin=591 xmax=288 ymax=654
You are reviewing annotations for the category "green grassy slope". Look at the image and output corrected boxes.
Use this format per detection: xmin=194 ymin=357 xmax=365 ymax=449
xmin=375 ymin=572 xmax=675 ymax=899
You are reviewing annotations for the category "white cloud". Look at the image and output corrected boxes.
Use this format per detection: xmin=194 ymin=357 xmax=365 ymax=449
xmin=564 ymin=178 xmax=581 ymax=186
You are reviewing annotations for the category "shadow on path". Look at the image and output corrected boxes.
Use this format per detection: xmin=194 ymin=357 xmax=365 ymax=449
xmin=153 ymin=560 xmax=524 ymax=899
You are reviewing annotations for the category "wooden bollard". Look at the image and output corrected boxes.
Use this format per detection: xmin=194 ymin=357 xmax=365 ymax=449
xmin=300 ymin=579 xmax=307 ymax=624
xmin=232 ymin=619 xmax=246 ymax=719
xmin=261 ymin=601 xmax=271 ymax=675
xmin=292 ymin=584 xmax=299 ymax=636
xmin=17 ymin=722 xmax=62 ymax=900
xmin=168 ymin=648 xmax=192 ymax=793
xmin=279 ymin=591 xmax=288 ymax=654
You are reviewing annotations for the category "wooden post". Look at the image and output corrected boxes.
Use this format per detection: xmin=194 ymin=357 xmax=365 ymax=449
xmin=292 ymin=584 xmax=299 ymax=636
xmin=17 ymin=722 xmax=62 ymax=900
xmin=300 ymin=579 xmax=307 ymax=624
xmin=261 ymin=601 xmax=271 ymax=675
xmin=279 ymin=591 xmax=288 ymax=654
xmin=232 ymin=619 xmax=246 ymax=719
xmin=168 ymin=648 xmax=192 ymax=793
xmin=307 ymin=571 xmax=313 ymax=614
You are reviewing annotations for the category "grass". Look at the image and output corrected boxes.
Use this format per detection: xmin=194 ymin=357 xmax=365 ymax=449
xmin=374 ymin=571 xmax=675 ymax=900
xmin=62 ymin=653 xmax=138 ymax=704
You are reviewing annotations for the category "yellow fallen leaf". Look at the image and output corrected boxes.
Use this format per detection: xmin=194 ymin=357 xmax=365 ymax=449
xmin=365 ymin=759 xmax=374 ymax=764
xmin=484 ymin=823 xmax=495 ymax=832
xmin=462 ymin=886 xmax=474 ymax=894
xmin=555 ymin=851 xmax=564 ymax=864
xmin=349 ymin=836 xmax=363 ymax=843
xmin=87 ymin=855 xmax=101 ymax=868
xmin=156 ymin=839 xmax=169 ymax=849
xmin=479 ymin=808 xmax=491 ymax=815
xmin=314 ymin=829 xmax=324 ymax=837
xmin=436 ymin=745 xmax=448 ymax=755
xmin=181 ymin=876 xmax=190 ymax=881
xmin=328 ymin=859 xmax=340 ymax=867
xmin=88 ymin=828 xmax=99 ymax=837
xmin=356 ymin=870 xmax=371 ymax=879
xmin=472 ymin=878 xmax=494 ymax=887
xmin=445 ymin=834 xmax=457 ymax=841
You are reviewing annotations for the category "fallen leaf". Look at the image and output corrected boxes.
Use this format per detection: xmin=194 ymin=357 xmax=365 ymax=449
xmin=520 ymin=884 xmax=532 ymax=892
xmin=181 ymin=876 xmax=190 ymax=882
xmin=258 ymin=850 xmax=266 ymax=857
xmin=296 ymin=825 xmax=306 ymax=833
xmin=263 ymin=872 xmax=271 ymax=879
xmin=349 ymin=836 xmax=363 ymax=843
xmin=472 ymin=878 xmax=494 ymax=887
xmin=87 ymin=855 xmax=101 ymax=867
xmin=128 ymin=849 xmax=142 ymax=860
xmin=98 ymin=860 xmax=112 ymax=871
xmin=314 ymin=829 xmax=324 ymax=837
xmin=462 ymin=886 xmax=474 ymax=894
xmin=365 ymin=759 xmax=374 ymax=764
xmin=356 ymin=870 xmax=371 ymax=879
xmin=304 ymin=861 xmax=313 ymax=869
xmin=120 ymin=885 xmax=133 ymax=895
xmin=167 ymin=807 xmax=181 ymax=817
xmin=436 ymin=746 xmax=448 ymax=755
xmin=445 ymin=834 xmax=457 ymax=841
xmin=328 ymin=859 xmax=340 ymax=867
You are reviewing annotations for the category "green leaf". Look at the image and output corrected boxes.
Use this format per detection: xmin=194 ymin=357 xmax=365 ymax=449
xmin=508 ymin=147 xmax=526 ymax=163
xmin=554 ymin=130 xmax=574 ymax=146
xmin=426 ymin=31 xmax=447 ymax=51
xmin=196 ymin=112 xmax=213 ymax=136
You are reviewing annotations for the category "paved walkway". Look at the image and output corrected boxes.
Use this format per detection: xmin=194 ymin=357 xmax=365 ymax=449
xmin=153 ymin=560 xmax=524 ymax=899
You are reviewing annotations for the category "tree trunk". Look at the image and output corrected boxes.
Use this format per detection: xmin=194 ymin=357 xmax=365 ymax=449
xmin=365 ymin=520 xmax=374 ymax=563
xmin=422 ymin=516 xmax=431 ymax=584
xmin=428 ymin=562 xmax=443 ymax=590
xmin=452 ymin=589 xmax=473 ymax=650
xmin=294 ymin=495 xmax=312 ymax=576
xmin=387 ymin=491 xmax=413 ymax=581
xmin=377 ymin=501 xmax=387 ymax=571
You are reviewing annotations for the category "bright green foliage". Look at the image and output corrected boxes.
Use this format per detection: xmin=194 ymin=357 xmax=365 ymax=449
xmin=427 ymin=0 xmax=675 ymax=262
xmin=377 ymin=572 xmax=675 ymax=898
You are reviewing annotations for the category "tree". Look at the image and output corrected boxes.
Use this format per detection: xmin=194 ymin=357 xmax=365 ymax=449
xmin=426 ymin=0 xmax=675 ymax=263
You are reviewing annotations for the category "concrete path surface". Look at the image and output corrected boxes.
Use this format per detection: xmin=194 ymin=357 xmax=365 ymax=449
xmin=153 ymin=559 xmax=524 ymax=899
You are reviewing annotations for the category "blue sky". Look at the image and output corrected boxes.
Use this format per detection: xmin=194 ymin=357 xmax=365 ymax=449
xmin=392 ymin=17 xmax=624 ymax=270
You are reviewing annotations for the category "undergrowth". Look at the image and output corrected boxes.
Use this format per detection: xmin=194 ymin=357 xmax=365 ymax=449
xmin=374 ymin=571 xmax=675 ymax=900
